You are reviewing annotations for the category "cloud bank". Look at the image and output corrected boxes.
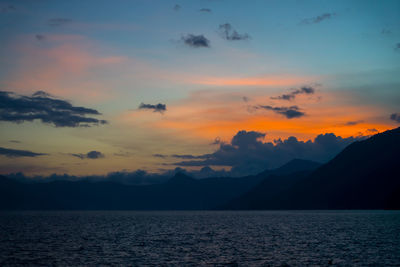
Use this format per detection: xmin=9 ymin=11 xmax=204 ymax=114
xmin=172 ymin=130 xmax=363 ymax=175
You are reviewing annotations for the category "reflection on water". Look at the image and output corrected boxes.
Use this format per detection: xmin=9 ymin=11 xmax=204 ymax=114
xmin=1 ymin=210 xmax=399 ymax=266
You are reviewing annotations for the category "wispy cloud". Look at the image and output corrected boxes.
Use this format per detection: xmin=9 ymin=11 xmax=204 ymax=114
xmin=71 ymin=151 xmax=105 ymax=159
xmin=48 ymin=18 xmax=72 ymax=27
xmin=300 ymin=13 xmax=335 ymax=24
xmin=35 ymin=34 xmax=45 ymax=41
xmin=199 ymin=8 xmax=211 ymax=13
xmin=138 ymin=103 xmax=166 ymax=113
xmin=218 ymin=23 xmax=250 ymax=41
xmin=1 ymin=4 xmax=15 ymax=13
xmin=271 ymin=86 xmax=315 ymax=101
xmin=344 ymin=120 xmax=363 ymax=126
xmin=0 ymin=147 xmax=47 ymax=158
xmin=173 ymin=4 xmax=181 ymax=11
xmin=255 ymin=105 xmax=305 ymax=119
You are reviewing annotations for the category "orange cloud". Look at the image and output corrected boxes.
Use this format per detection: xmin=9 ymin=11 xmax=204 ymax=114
xmin=137 ymin=90 xmax=393 ymax=143
xmin=2 ymin=34 xmax=128 ymax=103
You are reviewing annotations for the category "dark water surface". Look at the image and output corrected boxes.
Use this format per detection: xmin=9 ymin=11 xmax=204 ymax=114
xmin=0 ymin=211 xmax=399 ymax=266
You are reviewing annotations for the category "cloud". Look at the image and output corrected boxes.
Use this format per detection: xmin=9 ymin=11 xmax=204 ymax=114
xmin=255 ymin=105 xmax=305 ymax=119
xmin=172 ymin=130 xmax=364 ymax=175
xmin=181 ymin=34 xmax=210 ymax=48
xmin=366 ymin=128 xmax=378 ymax=133
xmin=390 ymin=113 xmax=400 ymax=123
xmin=153 ymin=154 xmax=167 ymax=158
xmin=381 ymin=29 xmax=391 ymax=35
xmin=300 ymin=13 xmax=335 ymax=24
xmin=9 ymin=140 xmax=21 ymax=143
xmin=344 ymin=120 xmax=363 ymax=126
xmin=173 ymin=4 xmax=181 ymax=11
xmin=35 ymin=34 xmax=45 ymax=41
xmin=211 ymin=137 xmax=222 ymax=145
xmin=48 ymin=18 xmax=72 ymax=27
xmin=199 ymin=8 xmax=211 ymax=13
xmin=271 ymin=86 xmax=315 ymax=101
xmin=71 ymin=151 xmax=104 ymax=160
xmin=0 ymin=91 xmax=107 ymax=127
xmin=395 ymin=43 xmax=400 ymax=51
xmin=138 ymin=103 xmax=166 ymax=113
xmin=218 ymin=23 xmax=250 ymax=41
xmin=171 ymin=154 xmax=211 ymax=159
xmin=0 ymin=147 xmax=47 ymax=158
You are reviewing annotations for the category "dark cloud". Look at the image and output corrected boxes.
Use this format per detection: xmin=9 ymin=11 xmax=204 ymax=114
xmin=0 ymin=147 xmax=47 ymax=158
xmin=153 ymin=154 xmax=167 ymax=158
xmin=48 ymin=18 xmax=72 ymax=27
xmin=35 ymin=34 xmax=45 ymax=41
xmin=173 ymin=4 xmax=181 ymax=11
xmin=381 ymin=29 xmax=391 ymax=35
xmin=9 ymin=140 xmax=21 ymax=143
xmin=344 ymin=120 xmax=363 ymax=126
xmin=138 ymin=103 xmax=166 ymax=113
xmin=390 ymin=113 xmax=400 ymax=123
xmin=255 ymin=105 xmax=305 ymax=119
xmin=271 ymin=86 xmax=315 ymax=101
xmin=71 ymin=151 xmax=104 ymax=160
xmin=395 ymin=43 xmax=400 ymax=51
xmin=181 ymin=34 xmax=210 ymax=48
xmin=367 ymin=128 xmax=378 ymax=133
xmin=199 ymin=8 xmax=211 ymax=13
xmin=218 ymin=23 xmax=250 ymax=41
xmin=301 ymin=13 xmax=335 ymax=24
xmin=172 ymin=130 xmax=364 ymax=176
xmin=0 ymin=91 xmax=107 ymax=127
xmin=87 ymin=151 xmax=104 ymax=159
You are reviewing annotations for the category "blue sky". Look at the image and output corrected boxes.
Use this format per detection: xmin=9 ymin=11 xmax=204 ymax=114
xmin=0 ymin=0 xmax=399 ymax=176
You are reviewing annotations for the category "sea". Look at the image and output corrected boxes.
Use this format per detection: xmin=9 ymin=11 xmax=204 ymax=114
xmin=0 ymin=210 xmax=399 ymax=266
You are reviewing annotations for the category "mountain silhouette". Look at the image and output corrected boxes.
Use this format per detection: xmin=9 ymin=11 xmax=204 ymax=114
xmin=0 ymin=158 xmax=320 ymax=210
xmin=1 ymin=127 xmax=398 ymax=210
xmin=226 ymin=127 xmax=400 ymax=210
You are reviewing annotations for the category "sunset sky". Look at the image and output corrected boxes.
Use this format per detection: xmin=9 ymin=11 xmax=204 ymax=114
xmin=0 ymin=0 xmax=399 ymax=177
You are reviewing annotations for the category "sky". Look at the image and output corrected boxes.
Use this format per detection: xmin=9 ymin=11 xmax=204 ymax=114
xmin=0 ymin=0 xmax=399 ymax=177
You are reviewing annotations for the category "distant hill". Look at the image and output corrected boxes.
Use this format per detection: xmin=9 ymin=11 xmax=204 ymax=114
xmin=226 ymin=127 xmax=400 ymax=210
xmin=4 ymin=127 xmax=398 ymax=210
xmin=0 ymin=158 xmax=320 ymax=210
